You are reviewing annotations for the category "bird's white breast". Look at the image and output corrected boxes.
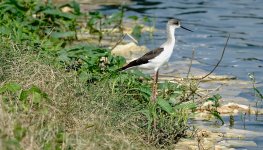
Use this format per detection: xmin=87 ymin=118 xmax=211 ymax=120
xmin=139 ymin=25 xmax=176 ymax=71
xmin=148 ymin=40 xmax=175 ymax=71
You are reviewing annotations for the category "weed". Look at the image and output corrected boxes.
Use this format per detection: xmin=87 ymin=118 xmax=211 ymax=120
xmin=248 ymin=73 xmax=263 ymax=102
xmin=229 ymin=114 xmax=234 ymax=128
xmin=128 ymin=15 xmax=155 ymax=39
xmin=248 ymin=73 xmax=263 ymax=119
xmin=206 ymin=94 xmax=224 ymax=125
xmin=86 ymin=6 xmax=125 ymax=44
xmin=0 ymin=0 xmax=81 ymax=40
xmin=58 ymin=44 xmax=126 ymax=83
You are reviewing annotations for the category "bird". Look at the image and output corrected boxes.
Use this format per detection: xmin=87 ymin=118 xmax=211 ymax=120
xmin=119 ymin=19 xmax=192 ymax=102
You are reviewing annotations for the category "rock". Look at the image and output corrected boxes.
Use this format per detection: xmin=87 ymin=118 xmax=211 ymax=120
xmin=223 ymin=132 xmax=245 ymax=139
xmin=175 ymin=128 xmax=225 ymax=150
xmin=111 ymin=42 xmax=148 ymax=59
xmin=217 ymin=140 xmax=257 ymax=148
xmin=196 ymin=102 xmax=263 ymax=115
xmin=217 ymin=102 xmax=249 ymax=114
xmin=197 ymin=100 xmax=253 ymax=115
xmin=215 ymin=145 xmax=235 ymax=150
xmin=224 ymin=103 xmax=249 ymax=110
xmin=216 ymin=107 xmax=238 ymax=114
xmin=204 ymin=126 xmax=263 ymax=139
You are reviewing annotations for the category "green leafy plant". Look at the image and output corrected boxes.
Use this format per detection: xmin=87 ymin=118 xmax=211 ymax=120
xmin=58 ymin=44 xmax=126 ymax=83
xmin=0 ymin=82 xmax=49 ymax=112
xmin=248 ymin=73 xmax=263 ymax=119
xmin=0 ymin=0 xmax=81 ymax=42
xmin=206 ymin=94 xmax=224 ymax=125
xmin=249 ymin=73 xmax=263 ymax=100
xmin=138 ymin=97 xmax=195 ymax=146
xmin=0 ymin=82 xmax=22 ymax=94
xmin=87 ymin=7 xmax=125 ymax=44
xmin=109 ymin=74 xmax=198 ymax=146
xmin=129 ymin=15 xmax=155 ymax=39
xmin=131 ymin=25 xmax=143 ymax=39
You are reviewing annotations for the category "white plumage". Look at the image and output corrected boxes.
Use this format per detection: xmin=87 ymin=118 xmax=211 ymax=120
xmin=120 ymin=19 xmax=192 ymax=101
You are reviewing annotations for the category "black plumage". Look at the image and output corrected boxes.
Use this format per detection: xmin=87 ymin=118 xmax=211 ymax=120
xmin=119 ymin=47 xmax=164 ymax=71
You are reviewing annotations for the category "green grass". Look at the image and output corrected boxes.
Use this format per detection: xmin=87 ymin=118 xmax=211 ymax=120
xmin=0 ymin=41 xmax=155 ymax=149
xmin=0 ymin=0 xmax=203 ymax=149
xmin=0 ymin=41 xmax=188 ymax=149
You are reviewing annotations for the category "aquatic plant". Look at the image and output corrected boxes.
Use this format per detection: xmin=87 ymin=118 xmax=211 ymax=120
xmin=248 ymin=73 xmax=263 ymax=119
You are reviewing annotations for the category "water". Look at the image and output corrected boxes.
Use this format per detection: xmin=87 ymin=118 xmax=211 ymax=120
xmin=99 ymin=0 xmax=263 ymax=149
xmin=101 ymin=0 xmax=263 ymax=82
xmin=192 ymin=114 xmax=263 ymax=149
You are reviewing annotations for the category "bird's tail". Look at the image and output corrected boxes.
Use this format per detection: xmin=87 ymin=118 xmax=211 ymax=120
xmin=117 ymin=65 xmax=129 ymax=71
xmin=117 ymin=59 xmax=139 ymax=71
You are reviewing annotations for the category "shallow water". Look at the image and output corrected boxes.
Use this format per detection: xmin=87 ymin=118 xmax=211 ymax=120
xmin=192 ymin=114 xmax=263 ymax=149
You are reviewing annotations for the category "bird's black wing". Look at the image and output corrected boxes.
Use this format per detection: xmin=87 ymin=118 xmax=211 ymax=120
xmin=119 ymin=47 xmax=164 ymax=71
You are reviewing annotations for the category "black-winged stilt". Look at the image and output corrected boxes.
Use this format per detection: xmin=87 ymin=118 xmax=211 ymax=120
xmin=119 ymin=19 xmax=192 ymax=102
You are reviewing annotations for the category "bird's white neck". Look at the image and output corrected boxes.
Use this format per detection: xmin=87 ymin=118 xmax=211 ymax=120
xmin=162 ymin=25 xmax=176 ymax=49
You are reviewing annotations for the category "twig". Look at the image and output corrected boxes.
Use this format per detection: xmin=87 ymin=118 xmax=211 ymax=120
xmin=126 ymin=33 xmax=138 ymax=44
xmin=200 ymin=34 xmax=230 ymax=80
xmin=41 ymin=27 xmax=55 ymax=46
xmin=111 ymin=33 xmax=126 ymax=50
xmin=187 ymin=48 xmax=195 ymax=78
xmin=175 ymin=35 xmax=230 ymax=105
xmin=110 ymin=33 xmax=138 ymax=51
xmin=46 ymin=27 xmax=55 ymax=38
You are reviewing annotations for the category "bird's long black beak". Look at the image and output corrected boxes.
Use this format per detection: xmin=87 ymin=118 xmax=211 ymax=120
xmin=181 ymin=25 xmax=193 ymax=32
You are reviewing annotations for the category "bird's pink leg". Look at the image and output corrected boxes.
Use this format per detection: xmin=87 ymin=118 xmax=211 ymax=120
xmin=151 ymin=70 xmax=159 ymax=129
xmin=151 ymin=76 xmax=156 ymax=102
xmin=155 ymin=70 xmax=159 ymax=95
xmin=151 ymin=70 xmax=159 ymax=102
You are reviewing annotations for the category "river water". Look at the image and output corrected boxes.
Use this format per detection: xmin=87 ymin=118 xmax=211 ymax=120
xmin=101 ymin=0 xmax=263 ymax=82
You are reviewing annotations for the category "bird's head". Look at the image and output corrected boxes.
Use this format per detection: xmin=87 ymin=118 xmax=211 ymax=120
xmin=168 ymin=19 xmax=193 ymax=32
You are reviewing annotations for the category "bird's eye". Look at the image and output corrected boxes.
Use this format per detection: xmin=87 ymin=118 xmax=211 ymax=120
xmin=173 ymin=21 xmax=179 ymax=25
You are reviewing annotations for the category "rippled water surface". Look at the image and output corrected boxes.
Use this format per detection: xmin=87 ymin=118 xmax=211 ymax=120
xmin=102 ymin=0 xmax=263 ymax=82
